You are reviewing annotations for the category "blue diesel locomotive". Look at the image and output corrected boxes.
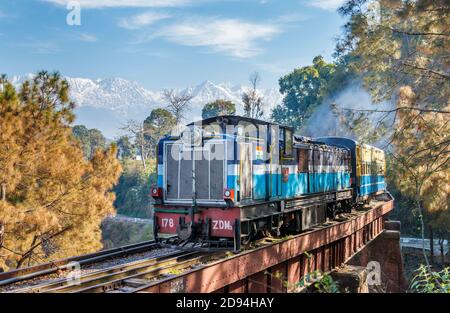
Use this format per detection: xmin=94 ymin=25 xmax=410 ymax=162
xmin=151 ymin=116 xmax=386 ymax=250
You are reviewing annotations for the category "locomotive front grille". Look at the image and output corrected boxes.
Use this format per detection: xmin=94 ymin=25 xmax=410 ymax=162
xmin=164 ymin=141 xmax=226 ymax=205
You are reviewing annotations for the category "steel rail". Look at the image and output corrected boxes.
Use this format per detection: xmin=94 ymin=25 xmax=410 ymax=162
xmin=74 ymin=253 xmax=221 ymax=293
xmin=11 ymin=250 xmax=193 ymax=293
xmin=0 ymin=240 xmax=161 ymax=287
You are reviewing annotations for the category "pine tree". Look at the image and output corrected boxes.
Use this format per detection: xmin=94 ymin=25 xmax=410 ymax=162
xmin=0 ymin=72 xmax=122 ymax=270
xmin=336 ymin=0 xmax=450 ymax=266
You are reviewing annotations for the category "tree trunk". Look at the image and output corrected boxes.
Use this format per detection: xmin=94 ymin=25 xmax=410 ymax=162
xmin=16 ymin=235 xmax=38 ymax=269
xmin=415 ymin=190 xmax=430 ymax=267
xmin=429 ymin=225 xmax=434 ymax=264
xmin=439 ymin=239 xmax=445 ymax=265
xmin=0 ymin=222 xmax=4 ymax=248
xmin=1 ymin=183 xmax=6 ymax=201
xmin=140 ymin=138 xmax=147 ymax=173
xmin=15 ymin=226 xmax=72 ymax=268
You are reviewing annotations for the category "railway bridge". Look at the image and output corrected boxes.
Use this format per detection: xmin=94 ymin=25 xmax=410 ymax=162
xmin=141 ymin=196 xmax=406 ymax=293
xmin=0 ymin=196 xmax=405 ymax=293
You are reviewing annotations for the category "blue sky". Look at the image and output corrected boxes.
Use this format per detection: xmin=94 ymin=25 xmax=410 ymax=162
xmin=0 ymin=0 xmax=346 ymax=89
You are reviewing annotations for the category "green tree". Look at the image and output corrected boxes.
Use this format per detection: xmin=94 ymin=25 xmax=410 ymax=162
xmin=202 ymin=99 xmax=236 ymax=119
xmin=72 ymin=125 xmax=91 ymax=157
xmin=113 ymin=159 xmax=153 ymax=218
xmin=72 ymin=125 xmax=106 ymax=159
xmin=101 ymin=218 xmax=153 ymax=248
xmin=271 ymin=56 xmax=337 ymax=130
xmin=88 ymin=128 xmax=106 ymax=157
xmin=116 ymin=135 xmax=135 ymax=160
xmin=143 ymin=108 xmax=176 ymax=148
xmin=121 ymin=109 xmax=174 ymax=173
xmin=0 ymin=72 xmax=122 ymax=270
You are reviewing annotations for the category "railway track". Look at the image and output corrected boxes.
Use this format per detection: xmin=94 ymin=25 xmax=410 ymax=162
xmin=7 ymin=250 xmax=223 ymax=293
xmin=0 ymin=239 xmax=163 ymax=289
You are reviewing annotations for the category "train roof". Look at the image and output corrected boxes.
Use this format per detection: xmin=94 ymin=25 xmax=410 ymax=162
xmin=188 ymin=115 xmax=295 ymax=131
xmin=316 ymin=136 xmax=384 ymax=152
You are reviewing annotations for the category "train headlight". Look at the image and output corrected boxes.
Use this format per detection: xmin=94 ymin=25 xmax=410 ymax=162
xmin=223 ymin=189 xmax=234 ymax=200
xmin=151 ymin=187 xmax=163 ymax=198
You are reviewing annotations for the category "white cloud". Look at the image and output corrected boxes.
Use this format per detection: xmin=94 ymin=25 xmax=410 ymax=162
xmin=42 ymin=0 xmax=192 ymax=9
xmin=306 ymin=0 xmax=345 ymax=11
xmin=78 ymin=33 xmax=98 ymax=42
xmin=119 ymin=12 xmax=170 ymax=29
xmin=152 ymin=17 xmax=281 ymax=58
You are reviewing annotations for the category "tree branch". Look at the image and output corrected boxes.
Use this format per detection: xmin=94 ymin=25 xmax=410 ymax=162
xmin=390 ymin=27 xmax=450 ymax=37
xmin=340 ymin=106 xmax=450 ymax=114
xmin=15 ymin=226 xmax=73 ymax=268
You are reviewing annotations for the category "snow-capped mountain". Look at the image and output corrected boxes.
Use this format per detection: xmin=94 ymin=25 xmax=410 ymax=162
xmin=10 ymin=75 xmax=283 ymax=138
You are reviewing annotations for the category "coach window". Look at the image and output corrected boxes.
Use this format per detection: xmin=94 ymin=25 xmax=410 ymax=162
xmin=328 ymin=150 xmax=332 ymax=170
xmin=325 ymin=150 xmax=331 ymax=170
xmin=298 ymin=148 xmax=308 ymax=172
xmin=284 ymin=128 xmax=293 ymax=156
xmin=317 ymin=149 xmax=323 ymax=172
xmin=313 ymin=148 xmax=320 ymax=172
xmin=347 ymin=153 xmax=351 ymax=173
xmin=334 ymin=150 xmax=339 ymax=172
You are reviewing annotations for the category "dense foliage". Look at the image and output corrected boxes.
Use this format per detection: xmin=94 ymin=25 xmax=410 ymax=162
xmin=272 ymin=56 xmax=336 ymax=130
xmin=335 ymin=0 xmax=450 ymax=257
xmin=143 ymin=108 xmax=176 ymax=154
xmin=101 ymin=218 xmax=153 ymax=249
xmin=113 ymin=108 xmax=174 ymax=218
xmin=270 ymin=0 xmax=449 ymax=271
xmin=72 ymin=125 xmax=106 ymax=159
xmin=0 ymin=72 xmax=122 ymax=270
xmin=113 ymin=159 xmax=154 ymax=218
xmin=410 ymin=265 xmax=450 ymax=293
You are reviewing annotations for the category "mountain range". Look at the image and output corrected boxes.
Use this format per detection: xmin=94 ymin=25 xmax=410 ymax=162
xmin=11 ymin=75 xmax=283 ymax=138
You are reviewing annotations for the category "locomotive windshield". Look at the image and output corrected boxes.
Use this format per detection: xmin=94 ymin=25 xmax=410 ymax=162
xmin=164 ymin=125 xmax=227 ymax=205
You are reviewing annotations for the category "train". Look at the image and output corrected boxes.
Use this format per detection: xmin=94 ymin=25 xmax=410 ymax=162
xmin=151 ymin=115 xmax=387 ymax=251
